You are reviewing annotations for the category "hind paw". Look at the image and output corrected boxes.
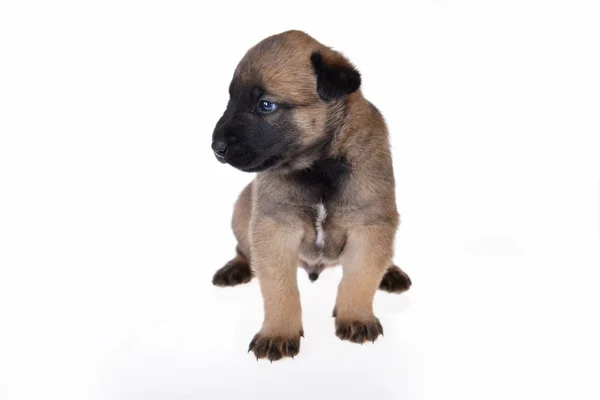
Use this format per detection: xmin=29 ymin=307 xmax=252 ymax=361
xmin=379 ymin=265 xmax=412 ymax=293
xmin=212 ymin=260 xmax=253 ymax=287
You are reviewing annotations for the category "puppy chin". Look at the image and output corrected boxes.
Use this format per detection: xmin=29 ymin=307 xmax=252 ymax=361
xmin=229 ymin=154 xmax=282 ymax=173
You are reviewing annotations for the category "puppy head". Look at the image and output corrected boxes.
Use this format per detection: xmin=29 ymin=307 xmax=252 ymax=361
xmin=211 ymin=30 xmax=361 ymax=172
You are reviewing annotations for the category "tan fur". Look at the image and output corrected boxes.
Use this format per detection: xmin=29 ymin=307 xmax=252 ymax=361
xmin=214 ymin=31 xmax=411 ymax=360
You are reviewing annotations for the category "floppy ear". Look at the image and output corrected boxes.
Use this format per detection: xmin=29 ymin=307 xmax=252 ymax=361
xmin=311 ymin=51 xmax=361 ymax=101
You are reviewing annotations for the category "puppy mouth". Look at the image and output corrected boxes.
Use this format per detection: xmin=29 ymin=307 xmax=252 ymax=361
xmin=214 ymin=153 xmax=228 ymax=163
xmin=216 ymin=148 xmax=282 ymax=172
xmin=239 ymin=155 xmax=282 ymax=173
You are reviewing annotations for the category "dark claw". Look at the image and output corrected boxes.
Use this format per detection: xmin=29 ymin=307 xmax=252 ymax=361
xmin=267 ymin=343 xmax=283 ymax=362
xmin=248 ymin=334 xmax=258 ymax=353
xmin=285 ymin=339 xmax=300 ymax=357
xmin=377 ymin=320 xmax=384 ymax=337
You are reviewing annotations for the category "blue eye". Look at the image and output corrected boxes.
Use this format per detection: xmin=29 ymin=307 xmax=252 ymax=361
xmin=257 ymin=100 xmax=277 ymax=113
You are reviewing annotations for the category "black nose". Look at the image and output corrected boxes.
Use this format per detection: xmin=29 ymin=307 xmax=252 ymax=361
xmin=309 ymin=272 xmax=319 ymax=282
xmin=211 ymin=140 xmax=228 ymax=158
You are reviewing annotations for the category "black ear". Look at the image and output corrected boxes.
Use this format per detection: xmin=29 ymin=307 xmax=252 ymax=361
xmin=311 ymin=51 xmax=361 ymax=101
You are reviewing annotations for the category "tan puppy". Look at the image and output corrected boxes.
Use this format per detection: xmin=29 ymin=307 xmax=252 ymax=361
xmin=211 ymin=30 xmax=411 ymax=361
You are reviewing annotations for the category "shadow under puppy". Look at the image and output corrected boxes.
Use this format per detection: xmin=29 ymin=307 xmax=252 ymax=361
xmin=211 ymin=30 xmax=411 ymax=361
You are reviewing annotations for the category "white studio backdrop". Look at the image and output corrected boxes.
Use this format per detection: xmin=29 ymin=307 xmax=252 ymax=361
xmin=1 ymin=1 xmax=599 ymax=399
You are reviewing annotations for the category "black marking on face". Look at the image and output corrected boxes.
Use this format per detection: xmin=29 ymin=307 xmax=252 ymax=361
xmin=213 ymin=50 xmax=357 ymax=174
xmin=212 ymin=79 xmax=302 ymax=172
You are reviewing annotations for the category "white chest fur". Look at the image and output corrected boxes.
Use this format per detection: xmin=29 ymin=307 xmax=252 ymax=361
xmin=314 ymin=203 xmax=327 ymax=248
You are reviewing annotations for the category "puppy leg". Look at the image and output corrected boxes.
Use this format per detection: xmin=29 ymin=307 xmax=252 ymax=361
xmin=334 ymin=225 xmax=395 ymax=343
xmin=212 ymin=182 xmax=254 ymax=287
xmin=248 ymin=217 xmax=304 ymax=361
xmin=379 ymin=265 xmax=412 ymax=293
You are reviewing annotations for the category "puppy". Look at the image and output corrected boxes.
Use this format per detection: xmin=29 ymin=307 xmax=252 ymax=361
xmin=211 ymin=30 xmax=411 ymax=361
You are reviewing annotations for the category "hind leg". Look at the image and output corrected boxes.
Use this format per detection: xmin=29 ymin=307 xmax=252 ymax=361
xmin=212 ymin=181 xmax=255 ymax=287
xmin=378 ymin=265 xmax=412 ymax=293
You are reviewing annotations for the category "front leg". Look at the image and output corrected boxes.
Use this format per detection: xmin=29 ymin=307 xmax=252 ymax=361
xmin=248 ymin=217 xmax=304 ymax=361
xmin=334 ymin=225 xmax=396 ymax=343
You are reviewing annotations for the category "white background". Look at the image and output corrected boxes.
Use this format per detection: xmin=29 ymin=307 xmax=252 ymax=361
xmin=1 ymin=1 xmax=599 ymax=399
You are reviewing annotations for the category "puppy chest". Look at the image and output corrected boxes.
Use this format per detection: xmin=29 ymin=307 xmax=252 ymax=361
xmin=313 ymin=203 xmax=327 ymax=248
xmin=299 ymin=203 xmax=346 ymax=262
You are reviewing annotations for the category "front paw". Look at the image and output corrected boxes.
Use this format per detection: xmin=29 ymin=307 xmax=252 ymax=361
xmin=248 ymin=331 xmax=303 ymax=362
xmin=335 ymin=318 xmax=383 ymax=344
